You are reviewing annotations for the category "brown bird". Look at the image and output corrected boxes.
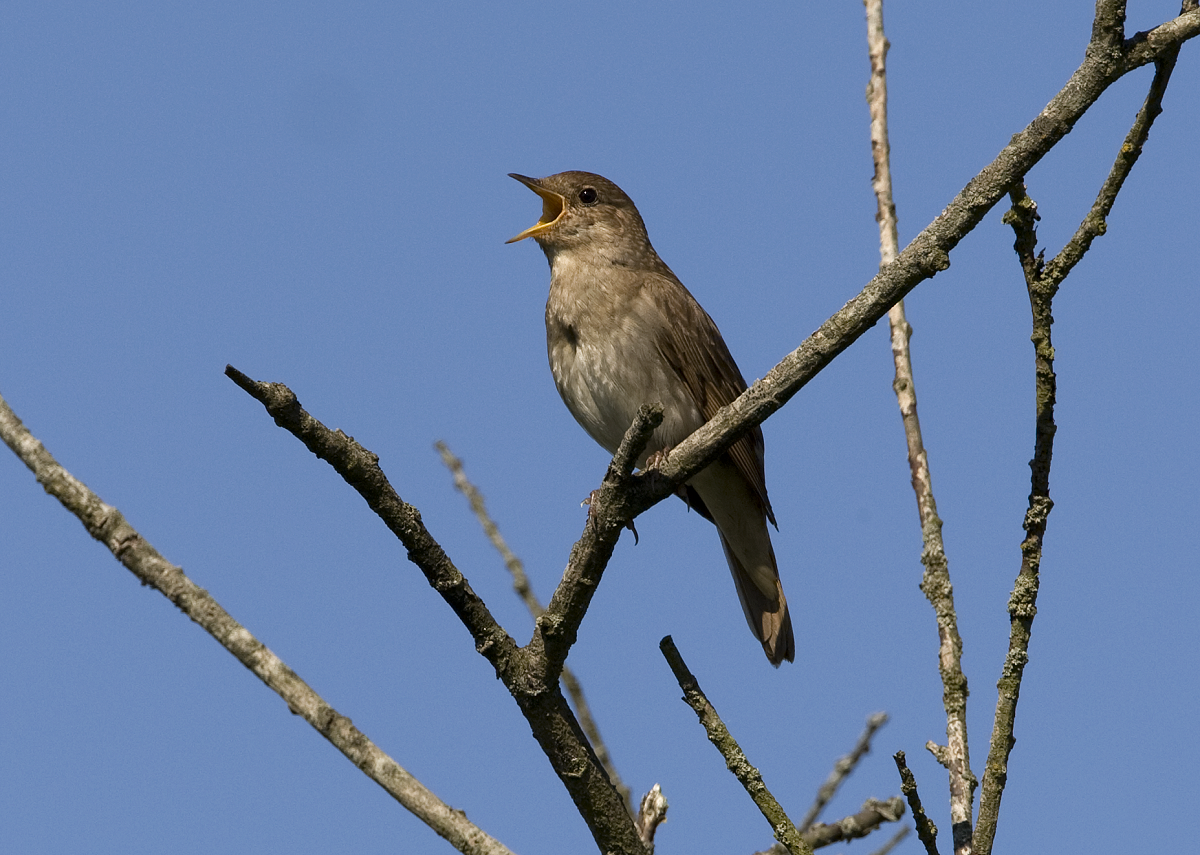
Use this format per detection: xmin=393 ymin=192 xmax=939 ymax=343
xmin=507 ymin=171 xmax=795 ymax=665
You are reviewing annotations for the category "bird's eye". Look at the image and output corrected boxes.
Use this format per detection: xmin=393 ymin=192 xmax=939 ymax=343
xmin=578 ymin=187 xmax=598 ymax=205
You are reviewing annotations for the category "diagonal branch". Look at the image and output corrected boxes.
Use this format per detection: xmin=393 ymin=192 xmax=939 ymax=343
xmin=802 ymin=798 xmax=906 ymax=850
xmin=568 ymin=4 xmax=1200 ymax=566
xmin=522 ymin=403 xmax=663 ymax=684
xmin=0 ymin=392 xmax=516 ymax=855
xmin=894 ymin=751 xmax=940 ymax=855
xmin=800 ymin=711 xmax=889 ymax=830
xmin=659 ymin=636 xmax=812 ymax=855
xmin=226 ymin=367 xmax=653 ymax=855
xmin=436 ymin=441 xmax=634 ymax=815
xmin=868 ymin=826 xmax=912 ymax=855
xmin=758 ymin=798 xmax=908 ymax=853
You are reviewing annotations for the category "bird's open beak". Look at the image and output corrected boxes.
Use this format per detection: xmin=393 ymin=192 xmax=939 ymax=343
xmin=506 ymin=173 xmax=566 ymax=243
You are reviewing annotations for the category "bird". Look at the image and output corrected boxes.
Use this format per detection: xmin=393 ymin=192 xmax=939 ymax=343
xmin=507 ymin=170 xmax=795 ymax=666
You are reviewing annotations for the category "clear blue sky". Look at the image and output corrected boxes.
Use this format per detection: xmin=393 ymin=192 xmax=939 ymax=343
xmin=3 ymin=3 xmax=1197 ymax=853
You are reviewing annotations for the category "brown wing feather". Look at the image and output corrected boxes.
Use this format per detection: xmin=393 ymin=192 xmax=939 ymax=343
xmin=642 ymin=268 xmax=776 ymax=526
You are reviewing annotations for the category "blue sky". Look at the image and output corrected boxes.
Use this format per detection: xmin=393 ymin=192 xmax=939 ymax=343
xmin=3 ymin=3 xmax=1197 ymax=853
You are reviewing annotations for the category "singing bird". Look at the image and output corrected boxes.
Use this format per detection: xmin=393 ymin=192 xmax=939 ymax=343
xmin=507 ymin=171 xmax=795 ymax=665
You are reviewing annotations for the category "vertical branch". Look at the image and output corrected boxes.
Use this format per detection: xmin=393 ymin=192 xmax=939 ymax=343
xmin=865 ymin=3 xmax=975 ymax=852
xmin=976 ymin=42 xmax=1183 ymax=855
xmin=975 ymin=185 xmax=1052 ymax=855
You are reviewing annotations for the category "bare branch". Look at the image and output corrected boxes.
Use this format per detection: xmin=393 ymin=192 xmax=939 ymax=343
xmin=525 ymin=402 xmax=663 ymax=684
xmin=868 ymin=826 xmax=912 ymax=855
xmin=436 ymin=441 xmax=634 ymax=814
xmin=974 ymin=42 xmax=1184 ymax=855
xmin=0 ymin=393 xmax=516 ymax=855
xmin=225 ymin=366 xmax=518 ymax=664
xmin=1091 ymin=0 xmax=1127 ymax=50
xmin=226 ymin=367 xmax=650 ymax=855
xmin=799 ymin=711 xmax=889 ymax=830
xmin=865 ymin=0 xmax=899 ymax=269
xmin=894 ymin=751 xmax=940 ymax=855
xmin=436 ymin=441 xmax=534 ymax=613
xmin=635 ymin=785 xmax=669 ymax=853
xmin=1045 ymin=37 xmax=1185 ymax=285
xmin=659 ymin=636 xmax=811 ymax=855
xmin=757 ymin=797 xmax=906 ymax=854
xmin=802 ymin=798 xmax=906 ymax=849
xmin=1123 ymin=8 xmax=1200 ymax=68
xmin=865 ymin=3 xmax=976 ymax=849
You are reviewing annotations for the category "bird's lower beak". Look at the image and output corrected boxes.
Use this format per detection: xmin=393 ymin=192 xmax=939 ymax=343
xmin=506 ymin=173 xmax=566 ymax=243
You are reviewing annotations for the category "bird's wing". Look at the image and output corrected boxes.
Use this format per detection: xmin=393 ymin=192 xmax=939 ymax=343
xmin=644 ymin=269 xmax=776 ymax=526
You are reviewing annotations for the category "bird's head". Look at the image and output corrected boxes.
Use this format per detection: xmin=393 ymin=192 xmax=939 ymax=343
xmin=506 ymin=171 xmax=654 ymax=263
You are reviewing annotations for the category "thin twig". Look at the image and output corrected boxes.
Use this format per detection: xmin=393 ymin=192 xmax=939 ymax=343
xmin=659 ymin=636 xmax=812 ymax=855
xmin=865 ymin=3 xmax=976 ymax=850
xmin=529 ymin=402 xmax=663 ymax=688
xmin=868 ymin=825 xmax=912 ymax=855
xmin=436 ymin=441 xmax=533 ymax=611
xmin=634 ymin=784 xmax=669 ymax=854
xmin=755 ymin=796 xmax=906 ymax=854
xmin=0 ymin=393 xmax=517 ymax=855
xmin=894 ymin=751 xmax=940 ymax=855
xmin=975 ymin=36 xmax=1185 ymax=855
xmin=435 ymin=441 xmax=633 ymax=814
xmin=802 ymin=797 xmax=906 ymax=849
xmin=799 ymin=711 xmax=889 ymax=830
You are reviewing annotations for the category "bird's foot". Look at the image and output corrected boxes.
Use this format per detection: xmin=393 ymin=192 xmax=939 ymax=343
xmin=581 ymin=490 xmax=639 ymax=545
xmin=643 ymin=445 xmax=673 ymax=471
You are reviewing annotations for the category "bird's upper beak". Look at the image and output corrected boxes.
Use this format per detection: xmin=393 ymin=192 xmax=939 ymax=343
xmin=506 ymin=173 xmax=566 ymax=243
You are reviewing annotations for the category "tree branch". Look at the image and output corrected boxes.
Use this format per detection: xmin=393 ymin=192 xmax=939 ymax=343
xmin=868 ymin=1 xmax=979 ymax=850
xmin=973 ymin=35 xmax=1182 ymax=855
xmin=868 ymin=826 xmax=912 ymax=855
xmin=894 ymin=751 xmax=940 ymax=855
xmin=660 ymin=636 xmax=812 ymax=855
xmin=0 ymin=392 xmax=516 ymax=855
xmin=635 ymin=784 xmax=669 ymax=853
xmin=803 ymin=797 xmax=906 ymax=850
xmin=864 ymin=2 xmax=976 ymax=852
xmin=799 ymin=711 xmax=889 ymax=830
xmin=758 ymin=797 xmax=907 ymax=854
xmin=226 ymin=366 xmax=651 ymax=855
xmin=436 ymin=440 xmax=634 ymax=815
xmin=1091 ymin=0 xmax=1127 ymax=51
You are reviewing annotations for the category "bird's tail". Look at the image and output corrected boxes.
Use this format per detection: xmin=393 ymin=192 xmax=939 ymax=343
xmin=720 ymin=534 xmax=795 ymax=666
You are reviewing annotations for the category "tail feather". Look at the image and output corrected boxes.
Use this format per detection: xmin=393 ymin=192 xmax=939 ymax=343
xmin=683 ymin=460 xmax=796 ymax=666
xmin=720 ymin=534 xmax=795 ymax=666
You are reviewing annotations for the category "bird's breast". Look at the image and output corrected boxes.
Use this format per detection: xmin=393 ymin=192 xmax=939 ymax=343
xmin=545 ymin=263 xmax=704 ymax=460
